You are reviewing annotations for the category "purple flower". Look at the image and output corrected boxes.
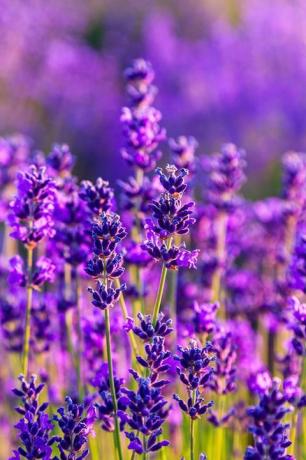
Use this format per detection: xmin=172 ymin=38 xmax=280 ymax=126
xmin=8 ymin=256 xmax=27 ymax=287
xmin=88 ymin=281 xmax=126 ymax=311
xmin=118 ymin=175 xmax=160 ymax=217
xmin=122 ymin=376 xmax=170 ymax=455
xmin=142 ymin=232 xmax=199 ymax=269
xmin=8 ymin=165 xmax=56 ymax=248
xmin=146 ymin=167 xmax=195 ymax=238
xmin=90 ymin=212 xmax=127 ymax=257
xmin=0 ymin=296 xmax=24 ymax=352
xmin=288 ymin=297 xmax=306 ymax=356
xmin=173 ymin=340 xmax=214 ymax=419
xmin=46 ymin=143 xmax=75 ymax=177
xmin=205 ymin=143 xmax=246 ymax=211
xmin=8 ymin=255 xmax=55 ymax=289
xmin=11 ymin=375 xmax=55 ymax=460
xmin=289 ymin=234 xmax=306 ymax=293
xmin=209 ymin=328 xmax=237 ymax=395
xmin=135 ymin=336 xmax=171 ymax=385
xmin=79 ymin=178 xmax=114 ymax=215
xmin=124 ymin=58 xmax=156 ymax=108
xmin=86 ymin=212 xmax=126 ymax=310
xmin=93 ymin=364 xmax=128 ymax=432
xmin=281 ymin=151 xmax=306 ymax=205
xmin=121 ymin=59 xmax=166 ymax=172
xmin=128 ymin=312 xmax=173 ymax=341
xmin=169 ymin=136 xmax=198 ymax=173
xmin=53 ymin=396 xmax=95 ymax=460
xmin=193 ymin=302 xmax=219 ymax=336
xmin=31 ymin=257 xmax=56 ymax=288
xmin=51 ymin=178 xmax=91 ymax=267
xmin=244 ymin=378 xmax=293 ymax=460
xmin=248 ymin=368 xmax=273 ymax=396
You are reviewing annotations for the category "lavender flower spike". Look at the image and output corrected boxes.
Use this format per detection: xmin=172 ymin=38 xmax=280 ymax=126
xmin=245 ymin=378 xmax=294 ymax=460
xmin=10 ymin=375 xmax=55 ymax=460
xmin=53 ymin=396 xmax=95 ymax=460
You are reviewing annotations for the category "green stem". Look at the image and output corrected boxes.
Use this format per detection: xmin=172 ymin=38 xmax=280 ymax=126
xmin=143 ymin=434 xmax=147 ymax=460
xmin=114 ymin=278 xmax=139 ymax=358
xmin=190 ymin=389 xmax=196 ymax=460
xmin=75 ymin=273 xmax=83 ymax=399
xmin=215 ymin=397 xmax=225 ymax=460
xmin=22 ymin=247 xmax=33 ymax=377
xmin=168 ymin=269 xmax=178 ymax=347
xmin=211 ymin=212 xmax=227 ymax=304
xmin=105 ymin=308 xmax=123 ymax=460
xmin=190 ymin=417 xmax=195 ymax=460
xmin=152 ymin=263 xmax=168 ymax=326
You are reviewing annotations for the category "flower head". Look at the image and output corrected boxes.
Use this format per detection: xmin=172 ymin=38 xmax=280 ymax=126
xmin=8 ymin=165 xmax=56 ymax=248
xmin=53 ymin=396 xmax=95 ymax=460
xmin=80 ymin=178 xmax=114 ymax=215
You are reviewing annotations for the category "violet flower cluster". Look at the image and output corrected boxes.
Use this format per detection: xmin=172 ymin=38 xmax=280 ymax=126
xmin=2 ymin=57 xmax=306 ymax=460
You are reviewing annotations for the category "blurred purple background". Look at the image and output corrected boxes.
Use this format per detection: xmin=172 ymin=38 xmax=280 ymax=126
xmin=1 ymin=0 xmax=306 ymax=196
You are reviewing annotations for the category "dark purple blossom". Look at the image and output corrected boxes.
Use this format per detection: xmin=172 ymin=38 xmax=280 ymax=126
xmin=193 ymin=302 xmax=219 ymax=336
xmin=289 ymin=234 xmax=306 ymax=293
xmin=142 ymin=232 xmax=199 ymax=269
xmin=10 ymin=375 xmax=55 ymax=460
xmin=205 ymin=143 xmax=246 ymax=211
xmin=122 ymin=375 xmax=170 ymax=455
xmin=281 ymin=151 xmax=306 ymax=205
xmin=51 ymin=178 xmax=90 ymax=267
xmin=244 ymin=378 xmax=294 ymax=460
xmin=46 ymin=144 xmax=75 ymax=177
xmin=288 ymin=297 xmax=306 ymax=356
xmin=209 ymin=328 xmax=237 ymax=395
xmin=88 ymin=280 xmax=126 ymax=311
xmin=8 ymin=255 xmax=55 ymax=289
xmin=169 ymin=136 xmax=198 ymax=173
xmin=173 ymin=340 xmax=214 ymax=419
xmin=8 ymin=165 xmax=56 ymax=248
xmin=121 ymin=59 xmax=166 ymax=172
xmin=135 ymin=336 xmax=171 ymax=385
xmin=53 ymin=396 xmax=95 ymax=460
xmin=79 ymin=178 xmax=114 ymax=215
xmin=93 ymin=364 xmax=128 ymax=432
xmin=127 ymin=312 xmax=173 ymax=341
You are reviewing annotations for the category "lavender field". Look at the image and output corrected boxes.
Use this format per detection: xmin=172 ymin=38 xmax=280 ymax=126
xmin=0 ymin=1 xmax=305 ymax=460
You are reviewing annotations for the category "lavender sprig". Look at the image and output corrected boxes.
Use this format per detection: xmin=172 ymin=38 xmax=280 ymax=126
xmin=53 ymin=396 xmax=95 ymax=460
xmin=10 ymin=375 xmax=55 ymax=460
xmin=244 ymin=378 xmax=294 ymax=460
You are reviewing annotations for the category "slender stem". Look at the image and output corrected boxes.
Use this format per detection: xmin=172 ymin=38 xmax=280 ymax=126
xmin=168 ymin=269 xmax=178 ymax=347
xmin=114 ymin=277 xmax=139 ymax=358
xmin=105 ymin=308 xmax=123 ymax=460
xmin=211 ymin=212 xmax=227 ymax=304
xmin=75 ymin=273 xmax=83 ymax=399
xmin=190 ymin=389 xmax=197 ymax=460
xmin=190 ymin=416 xmax=195 ymax=460
xmin=22 ymin=247 xmax=33 ymax=377
xmin=143 ymin=434 xmax=147 ymax=460
xmin=215 ymin=396 xmax=225 ymax=460
xmin=152 ymin=263 xmax=168 ymax=326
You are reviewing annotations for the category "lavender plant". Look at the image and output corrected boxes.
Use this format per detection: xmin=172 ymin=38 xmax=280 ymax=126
xmin=1 ymin=58 xmax=306 ymax=460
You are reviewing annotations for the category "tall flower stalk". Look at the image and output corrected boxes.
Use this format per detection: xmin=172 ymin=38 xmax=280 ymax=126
xmin=205 ymin=143 xmax=246 ymax=304
xmin=142 ymin=165 xmax=198 ymax=323
xmin=120 ymin=59 xmax=166 ymax=319
xmin=8 ymin=165 xmax=56 ymax=377
xmin=86 ymin=212 xmax=127 ymax=460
